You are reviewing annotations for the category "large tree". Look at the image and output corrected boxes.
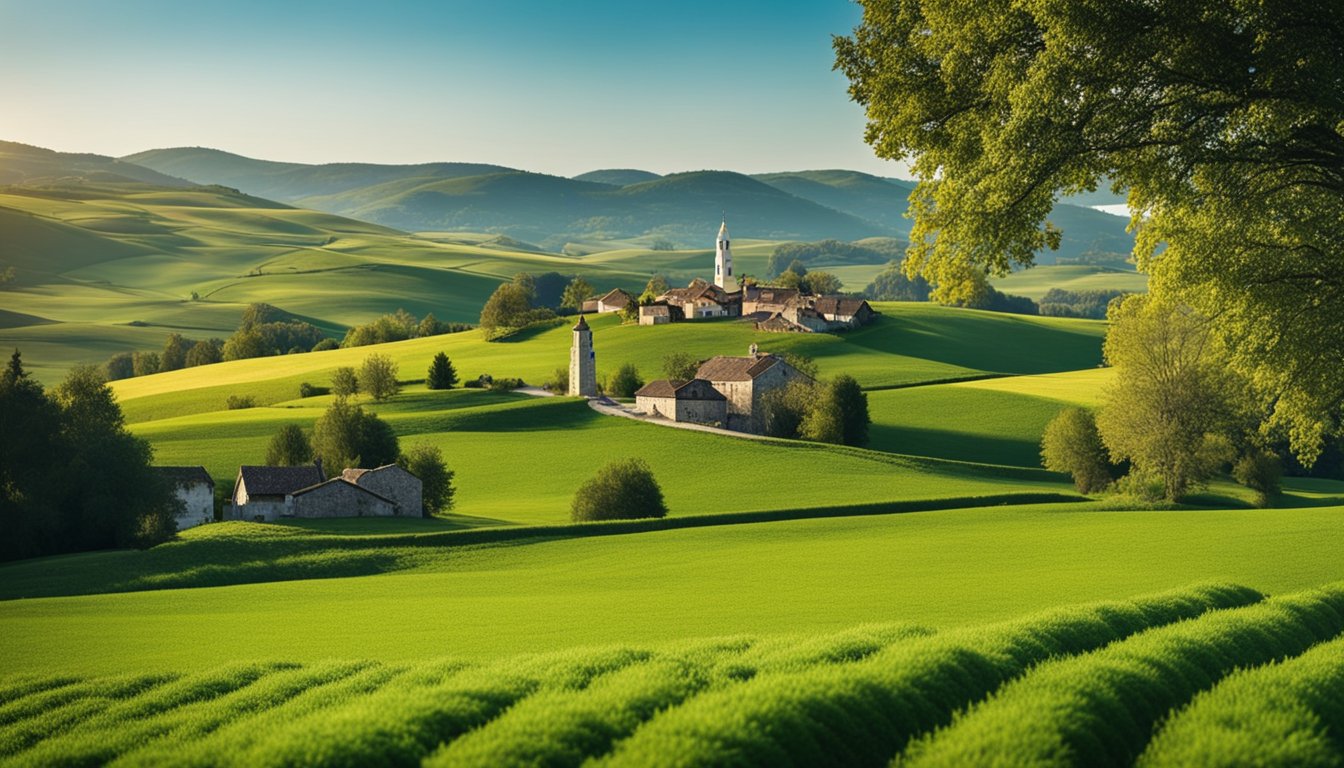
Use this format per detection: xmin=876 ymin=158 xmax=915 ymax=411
xmin=835 ymin=0 xmax=1344 ymax=462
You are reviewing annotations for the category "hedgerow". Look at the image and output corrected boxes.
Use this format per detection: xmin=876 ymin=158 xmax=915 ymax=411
xmin=1138 ymin=633 xmax=1344 ymax=767
xmin=899 ymin=585 xmax=1344 ymax=767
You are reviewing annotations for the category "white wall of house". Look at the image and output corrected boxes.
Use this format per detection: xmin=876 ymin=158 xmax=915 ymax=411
xmin=173 ymin=482 xmax=214 ymax=531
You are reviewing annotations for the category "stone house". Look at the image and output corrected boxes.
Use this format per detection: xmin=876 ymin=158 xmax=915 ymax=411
xmin=634 ymin=378 xmax=728 ymax=425
xmin=638 ymin=303 xmax=681 ymax=325
xmin=288 ymin=477 xmax=395 ymax=518
xmin=661 ymin=279 xmax=741 ymax=319
xmin=229 ymin=463 xmax=325 ymax=522
xmin=813 ymin=297 xmax=876 ymax=328
xmin=595 ymin=288 xmax=634 ymax=314
xmin=153 ymin=466 xmax=215 ymax=531
xmin=741 ymin=285 xmax=803 ymax=317
xmin=695 ymin=348 xmax=811 ymax=432
xmin=342 ymin=464 xmax=423 ymax=516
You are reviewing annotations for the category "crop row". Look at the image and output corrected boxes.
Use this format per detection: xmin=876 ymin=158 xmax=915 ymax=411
xmin=898 ymin=585 xmax=1344 ymax=767
xmin=7 ymin=582 xmax=1334 ymax=768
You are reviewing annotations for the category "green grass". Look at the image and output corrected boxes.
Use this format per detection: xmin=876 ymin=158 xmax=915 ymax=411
xmin=9 ymin=583 xmax=1329 ymax=767
xmin=4 ymin=504 xmax=1344 ymax=678
xmin=991 ymin=264 xmax=1149 ymax=301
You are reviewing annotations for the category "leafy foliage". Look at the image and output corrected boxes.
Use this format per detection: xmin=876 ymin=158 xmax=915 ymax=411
xmin=359 ymin=354 xmax=400 ymax=401
xmin=341 ymin=309 xmax=470 ymax=348
xmin=330 ymin=367 xmax=359 ymax=399
xmin=863 ymin=261 xmax=931 ymax=301
xmin=560 ymin=276 xmax=595 ymax=311
xmin=399 ymin=444 xmax=455 ymax=516
xmin=1038 ymin=288 xmax=1130 ymax=320
xmin=605 ymin=363 xmax=644 ymax=399
xmin=571 ymin=458 xmax=667 ymax=522
xmin=265 ymin=424 xmax=313 ymax=467
xmin=661 ymin=352 xmax=699 ymax=381
xmin=311 ymin=399 xmax=399 ymax=471
xmin=1040 ymin=408 xmax=1114 ymax=493
xmin=835 ymin=0 xmax=1344 ymax=461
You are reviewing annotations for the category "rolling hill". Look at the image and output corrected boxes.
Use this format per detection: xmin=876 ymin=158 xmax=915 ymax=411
xmin=0 ymin=140 xmax=191 ymax=187
xmin=122 ymin=146 xmax=1136 ymax=256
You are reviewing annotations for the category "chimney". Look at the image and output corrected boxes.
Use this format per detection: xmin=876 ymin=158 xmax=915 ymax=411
xmin=749 ymin=343 xmax=759 ymax=358
xmin=314 ymin=457 xmax=324 ymax=481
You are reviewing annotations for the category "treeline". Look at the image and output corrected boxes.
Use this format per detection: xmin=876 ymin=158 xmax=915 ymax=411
xmin=1038 ymin=288 xmax=1130 ymax=319
xmin=104 ymin=304 xmax=473 ymax=381
xmin=766 ymin=239 xmax=904 ymax=278
xmin=341 ymin=309 xmax=471 ymax=348
xmin=1 ymin=351 xmax=178 ymax=562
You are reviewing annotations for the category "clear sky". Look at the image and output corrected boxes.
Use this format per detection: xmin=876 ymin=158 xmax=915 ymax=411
xmin=0 ymin=0 xmax=910 ymax=178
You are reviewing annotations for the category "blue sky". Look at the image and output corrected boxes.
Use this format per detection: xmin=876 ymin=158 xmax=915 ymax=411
xmin=0 ymin=0 xmax=908 ymax=177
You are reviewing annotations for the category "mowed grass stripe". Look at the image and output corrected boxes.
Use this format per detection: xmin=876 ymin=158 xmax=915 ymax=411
xmin=593 ymin=584 xmax=1258 ymax=767
xmin=1138 ymin=633 xmax=1344 ymax=768
xmin=899 ymin=584 xmax=1344 ymax=767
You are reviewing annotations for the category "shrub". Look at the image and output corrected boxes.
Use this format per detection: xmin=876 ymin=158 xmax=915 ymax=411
xmin=571 ymin=458 xmax=667 ymax=522
xmin=761 ymin=380 xmax=818 ymax=439
xmin=265 ymin=424 xmax=313 ymax=467
xmin=1233 ymin=449 xmax=1282 ymax=507
xmin=487 ymin=377 xmax=525 ymax=392
xmin=311 ymin=338 xmax=340 ymax=352
xmin=606 ymin=363 xmax=644 ymax=398
xmin=399 ymin=444 xmax=455 ymax=516
xmin=662 ymin=352 xmax=699 ymax=381
xmin=426 ymin=352 xmax=458 ymax=390
xmin=105 ymin=351 xmax=135 ymax=381
xmin=543 ymin=367 xmax=569 ymax=394
xmin=331 ymin=367 xmax=359 ymax=398
xmin=297 ymin=382 xmax=328 ymax=398
xmin=1040 ymin=407 xmax=1114 ymax=493
xmin=226 ymin=395 xmax=256 ymax=410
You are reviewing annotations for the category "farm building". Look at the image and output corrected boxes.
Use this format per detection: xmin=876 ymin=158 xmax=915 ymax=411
xmin=342 ymin=464 xmax=423 ymax=516
xmin=634 ymin=378 xmax=727 ymax=425
xmin=636 ymin=345 xmax=812 ymax=433
xmin=229 ymin=463 xmax=325 ymax=522
xmin=638 ymin=303 xmax=681 ymax=325
xmin=288 ymin=477 xmax=395 ymax=518
xmin=813 ymin=297 xmax=876 ymax=328
xmin=660 ymin=278 xmax=741 ymax=319
xmin=153 ymin=466 xmax=215 ymax=531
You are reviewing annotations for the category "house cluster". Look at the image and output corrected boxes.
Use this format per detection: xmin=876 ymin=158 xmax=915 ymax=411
xmin=149 ymin=461 xmax=425 ymax=531
xmin=631 ymin=221 xmax=877 ymax=332
xmin=633 ymin=343 xmax=811 ymax=432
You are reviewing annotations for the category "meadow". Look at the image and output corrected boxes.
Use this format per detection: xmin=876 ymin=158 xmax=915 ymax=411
xmin=3 ymin=583 xmax=1343 ymax=766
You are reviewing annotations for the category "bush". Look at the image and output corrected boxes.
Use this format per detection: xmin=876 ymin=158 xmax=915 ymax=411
xmin=662 ymin=352 xmax=699 ymax=381
xmin=488 ymin=377 xmax=525 ymax=392
xmin=426 ymin=352 xmax=458 ymax=390
xmin=311 ymin=338 xmax=340 ymax=352
xmin=1040 ymin=408 xmax=1114 ymax=493
xmin=606 ymin=363 xmax=644 ymax=398
xmin=543 ymin=367 xmax=569 ymax=394
xmin=226 ymin=395 xmax=256 ymax=410
xmin=331 ymin=366 xmax=359 ymax=398
xmin=399 ymin=444 xmax=455 ymax=516
xmin=571 ymin=458 xmax=667 ymax=522
xmin=298 ymin=382 xmax=328 ymax=398
xmin=105 ymin=352 xmax=134 ymax=381
xmin=1234 ymin=449 xmax=1282 ymax=506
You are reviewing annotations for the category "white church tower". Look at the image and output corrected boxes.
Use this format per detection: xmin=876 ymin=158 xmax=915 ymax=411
xmin=568 ymin=315 xmax=597 ymax=397
xmin=715 ymin=218 xmax=737 ymax=291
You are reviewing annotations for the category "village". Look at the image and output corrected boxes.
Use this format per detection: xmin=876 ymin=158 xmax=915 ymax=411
xmin=155 ymin=219 xmax=870 ymax=533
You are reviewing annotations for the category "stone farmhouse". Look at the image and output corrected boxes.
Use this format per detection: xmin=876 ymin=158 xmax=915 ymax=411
xmin=582 ymin=288 xmax=635 ymax=315
xmin=228 ymin=461 xmax=424 ymax=522
xmin=633 ymin=219 xmax=877 ymax=333
xmin=636 ymin=345 xmax=812 ymax=432
xmin=152 ymin=466 xmax=215 ymax=531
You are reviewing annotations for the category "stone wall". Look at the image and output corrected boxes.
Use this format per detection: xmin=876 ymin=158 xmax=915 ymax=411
xmin=674 ymin=398 xmax=726 ymax=425
xmin=289 ymin=481 xmax=394 ymax=518
xmin=228 ymin=498 xmax=287 ymax=523
xmin=349 ymin=466 xmax=423 ymax=516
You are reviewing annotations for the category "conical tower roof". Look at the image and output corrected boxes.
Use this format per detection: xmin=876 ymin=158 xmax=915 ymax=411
xmin=572 ymin=314 xmax=589 ymax=331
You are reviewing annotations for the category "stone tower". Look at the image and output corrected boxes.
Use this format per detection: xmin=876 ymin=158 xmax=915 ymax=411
xmin=569 ymin=315 xmax=598 ymax=397
xmin=715 ymin=218 xmax=737 ymax=291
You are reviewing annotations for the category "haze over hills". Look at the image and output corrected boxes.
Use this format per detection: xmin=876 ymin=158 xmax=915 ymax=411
xmin=0 ymin=140 xmax=191 ymax=188
xmin=124 ymin=146 xmax=1134 ymax=258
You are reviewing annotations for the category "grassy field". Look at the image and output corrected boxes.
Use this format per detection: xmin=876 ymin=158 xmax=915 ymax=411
xmin=3 ymin=582 xmax=1343 ymax=766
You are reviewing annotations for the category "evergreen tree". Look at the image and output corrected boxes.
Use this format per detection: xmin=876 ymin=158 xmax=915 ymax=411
xmin=426 ymin=352 xmax=458 ymax=390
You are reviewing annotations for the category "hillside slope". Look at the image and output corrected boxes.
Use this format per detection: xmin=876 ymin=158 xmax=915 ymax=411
xmin=0 ymin=140 xmax=191 ymax=187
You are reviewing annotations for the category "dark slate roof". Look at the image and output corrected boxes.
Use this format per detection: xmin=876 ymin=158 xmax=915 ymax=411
xmin=745 ymin=286 xmax=802 ymax=306
xmin=695 ymin=354 xmax=782 ymax=382
xmin=635 ymin=379 xmax=727 ymax=401
xmin=812 ymin=296 xmax=872 ymax=316
xmin=237 ymin=464 xmax=325 ymax=497
xmin=289 ymin=477 xmax=393 ymax=503
xmin=153 ymin=466 xmax=214 ymax=487
xmin=663 ymin=278 xmax=739 ymax=306
xmin=573 ymin=314 xmax=589 ymax=331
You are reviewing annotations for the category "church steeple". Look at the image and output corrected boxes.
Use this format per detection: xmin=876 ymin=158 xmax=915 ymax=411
xmin=714 ymin=217 xmax=736 ymax=291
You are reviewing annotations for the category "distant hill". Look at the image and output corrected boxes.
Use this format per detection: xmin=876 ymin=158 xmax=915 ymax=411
xmin=753 ymin=170 xmax=916 ymax=234
xmin=572 ymin=169 xmax=662 ymax=186
xmin=121 ymin=147 xmax=512 ymax=202
xmin=0 ymin=140 xmax=191 ymax=187
xmin=123 ymin=145 xmax=1134 ymax=256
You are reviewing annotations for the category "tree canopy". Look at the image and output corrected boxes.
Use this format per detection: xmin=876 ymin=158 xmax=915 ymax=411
xmin=836 ymin=0 xmax=1344 ymax=461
